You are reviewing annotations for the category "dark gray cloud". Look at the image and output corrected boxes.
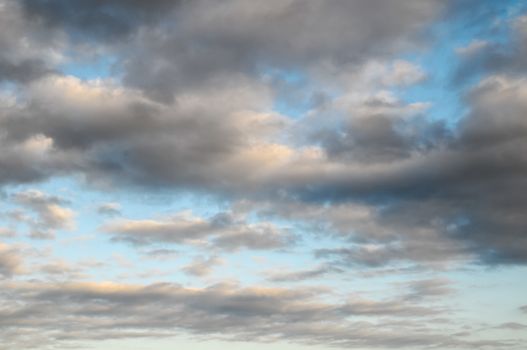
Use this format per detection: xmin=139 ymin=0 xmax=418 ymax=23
xmin=262 ymin=74 xmax=527 ymax=267
xmin=21 ymin=0 xmax=180 ymax=41
xmin=316 ymin=112 xmax=450 ymax=164
xmin=120 ymin=0 xmax=445 ymax=101
xmin=0 ymin=1 xmax=61 ymax=83
xmin=315 ymin=241 xmax=462 ymax=269
xmin=293 ymin=72 xmax=527 ymax=266
xmin=0 ymin=142 xmax=59 ymax=185
xmin=6 ymin=0 xmax=449 ymax=102
xmin=0 ymin=59 xmax=53 ymax=83
xmin=248 ymin=199 xmax=467 ymax=268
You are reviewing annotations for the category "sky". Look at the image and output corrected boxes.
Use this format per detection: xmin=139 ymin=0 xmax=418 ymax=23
xmin=0 ymin=1 xmax=527 ymax=349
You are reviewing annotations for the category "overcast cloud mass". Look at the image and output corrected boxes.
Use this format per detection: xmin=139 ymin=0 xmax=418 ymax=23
xmin=0 ymin=1 xmax=526 ymax=349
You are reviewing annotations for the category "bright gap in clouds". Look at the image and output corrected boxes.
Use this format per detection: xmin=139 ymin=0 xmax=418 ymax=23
xmin=1 ymin=1 xmax=527 ymax=349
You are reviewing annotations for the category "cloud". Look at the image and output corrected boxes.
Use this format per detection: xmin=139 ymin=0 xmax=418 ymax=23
xmin=341 ymin=298 xmax=437 ymax=317
xmin=283 ymin=73 xmax=527 ymax=265
xmin=248 ymin=199 xmax=467 ymax=268
xmin=267 ymin=265 xmax=343 ymax=283
xmin=456 ymin=39 xmax=489 ymax=56
xmin=104 ymin=211 xmax=296 ymax=252
xmin=0 ymin=74 xmax=292 ymax=190
xmin=97 ymin=202 xmax=121 ymax=216
xmin=0 ymin=1 xmax=525 ymax=349
xmin=0 ymin=243 xmax=23 ymax=277
xmin=2 ymin=63 xmax=526 ymax=266
xmin=117 ymin=0 xmax=444 ymax=101
xmin=0 ymin=279 xmax=503 ymax=350
xmin=0 ymin=227 xmax=16 ymax=237
xmin=496 ymin=322 xmax=527 ymax=330
xmin=1 ymin=2 xmax=522 ymax=268
xmin=454 ymin=14 xmax=527 ymax=83
xmin=314 ymin=235 xmax=465 ymax=268
xmin=12 ymin=189 xmax=75 ymax=238
xmin=37 ymin=259 xmax=87 ymax=279
xmin=6 ymin=0 xmax=447 ymax=105
xmin=0 ymin=131 xmax=67 ymax=185
xmin=0 ymin=0 xmax=62 ymax=84
xmin=183 ymin=256 xmax=224 ymax=277
xmin=404 ymin=278 xmax=454 ymax=300
xmin=142 ymin=248 xmax=179 ymax=261
xmin=21 ymin=0 xmax=181 ymax=41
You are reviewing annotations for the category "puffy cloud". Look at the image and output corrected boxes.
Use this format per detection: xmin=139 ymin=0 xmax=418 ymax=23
xmin=280 ymin=74 xmax=527 ymax=265
xmin=118 ymin=0 xmax=444 ymax=101
xmin=0 ymin=1 xmax=525 ymax=348
xmin=234 ymin=71 xmax=527 ymax=268
xmin=5 ymin=0 xmax=448 ymax=106
xmin=0 ymin=131 xmax=68 ymax=185
xmin=2 ymin=65 xmax=526 ymax=265
xmin=12 ymin=189 xmax=75 ymax=238
xmin=0 ymin=74 xmax=292 ymax=190
xmin=0 ymin=0 xmax=63 ymax=84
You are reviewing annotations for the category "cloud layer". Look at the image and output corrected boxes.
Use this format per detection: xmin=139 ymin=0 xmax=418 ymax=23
xmin=0 ymin=0 xmax=526 ymax=349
